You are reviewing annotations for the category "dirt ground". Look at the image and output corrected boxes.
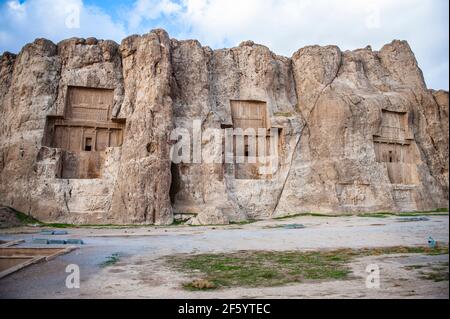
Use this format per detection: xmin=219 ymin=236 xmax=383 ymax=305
xmin=0 ymin=215 xmax=448 ymax=299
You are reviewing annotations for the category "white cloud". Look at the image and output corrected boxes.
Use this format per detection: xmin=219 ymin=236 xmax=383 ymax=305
xmin=0 ymin=0 xmax=127 ymax=53
xmin=171 ymin=0 xmax=449 ymax=89
xmin=127 ymin=0 xmax=182 ymax=31
xmin=0 ymin=0 xmax=447 ymax=89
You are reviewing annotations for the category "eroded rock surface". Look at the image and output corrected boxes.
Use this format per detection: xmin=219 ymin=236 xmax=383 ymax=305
xmin=0 ymin=31 xmax=448 ymax=225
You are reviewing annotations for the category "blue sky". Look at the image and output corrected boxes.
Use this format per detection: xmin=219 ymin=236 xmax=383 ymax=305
xmin=0 ymin=0 xmax=448 ymax=90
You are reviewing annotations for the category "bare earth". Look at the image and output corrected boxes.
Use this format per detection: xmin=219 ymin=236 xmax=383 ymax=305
xmin=0 ymin=215 xmax=448 ymax=299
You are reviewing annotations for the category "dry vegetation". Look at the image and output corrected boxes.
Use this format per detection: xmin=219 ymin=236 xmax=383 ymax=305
xmin=167 ymin=246 xmax=449 ymax=290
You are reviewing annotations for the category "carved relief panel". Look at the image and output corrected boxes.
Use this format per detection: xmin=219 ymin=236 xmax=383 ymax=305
xmin=43 ymin=86 xmax=125 ymax=179
xmin=373 ymin=109 xmax=418 ymax=185
xmin=229 ymin=100 xmax=279 ymax=180
xmin=66 ymin=87 xmax=113 ymax=122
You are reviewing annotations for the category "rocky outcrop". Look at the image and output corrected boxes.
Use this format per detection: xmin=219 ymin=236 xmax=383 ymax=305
xmin=110 ymin=30 xmax=173 ymax=225
xmin=0 ymin=39 xmax=61 ymax=220
xmin=169 ymin=39 xmax=301 ymax=222
xmin=0 ymin=31 xmax=448 ymax=225
xmin=0 ymin=31 xmax=174 ymax=224
xmin=275 ymin=42 xmax=448 ymax=215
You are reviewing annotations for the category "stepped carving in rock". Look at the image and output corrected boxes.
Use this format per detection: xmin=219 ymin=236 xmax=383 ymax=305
xmin=0 ymin=30 xmax=448 ymax=225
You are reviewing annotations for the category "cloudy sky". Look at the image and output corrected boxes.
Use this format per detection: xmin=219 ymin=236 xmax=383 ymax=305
xmin=0 ymin=0 xmax=448 ymax=89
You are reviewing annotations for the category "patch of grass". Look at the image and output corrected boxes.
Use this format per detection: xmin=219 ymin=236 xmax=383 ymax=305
xmin=166 ymin=245 xmax=449 ymax=290
xmin=274 ymin=209 xmax=449 ymax=220
xmin=419 ymin=265 xmax=449 ymax=282
xmin=420 ymin=271 xmax=449 ymax=282
xmin=51 ymin=223 xmax=160 ymax=229
xmin=100 ymin=253 xmax=121 ymax=267
xmin=360 ymin=212 xmax=392 ymax=218
xmin=229 ymin=219 xmax=260 ymax=225
xmin=273 ymin=213 xmax=349 ymax=220
xmin=6 ymin=207 xmax=168 ymax=229
xmin=396 ymin=210 xmax=448 ymax=216
xmin=407 ymin=261 xmax=449 ymax=282
xmin=430 ymin=208 xmax=449 ymax=213
xmin=14 ymin=210 xmax=42 ymax=225
xmin=273 ymin=213 xmax=306 ymax=220
xmin=360 ymin=210 xmax=448 ymax=218
xmin=354 ymin=246 xmax=449 ymax=256
xmin=43 ymin=223 xmax=73 ymax=228
xmin=21 ymin=219 xmax=160 ymax=229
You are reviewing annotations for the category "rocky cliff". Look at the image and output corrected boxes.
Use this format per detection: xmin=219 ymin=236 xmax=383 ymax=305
xmin=0 ymin=29 xmax=448 ymax=225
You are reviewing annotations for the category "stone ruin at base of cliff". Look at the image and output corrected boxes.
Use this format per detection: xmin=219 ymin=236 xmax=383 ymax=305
xmin=0 ymin=30 xmax=448 ymax=225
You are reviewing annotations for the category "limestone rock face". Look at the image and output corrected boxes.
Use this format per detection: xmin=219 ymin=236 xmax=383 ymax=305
xmin=0 ymin=31 xmax=448 ymax=225
xmin=110 ymin=30 xmax=173 ymax=225
xmin=276 ymin=41 xmax=448 ymax=215
xmin=169 ymin=39 xmax=300 ymax=223
xmin=0 ymin=39 xmax=61 ymax=221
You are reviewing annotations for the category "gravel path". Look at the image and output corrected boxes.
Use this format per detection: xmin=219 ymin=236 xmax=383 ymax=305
xmin=0 ymin=215 xmax=448 ymax=298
